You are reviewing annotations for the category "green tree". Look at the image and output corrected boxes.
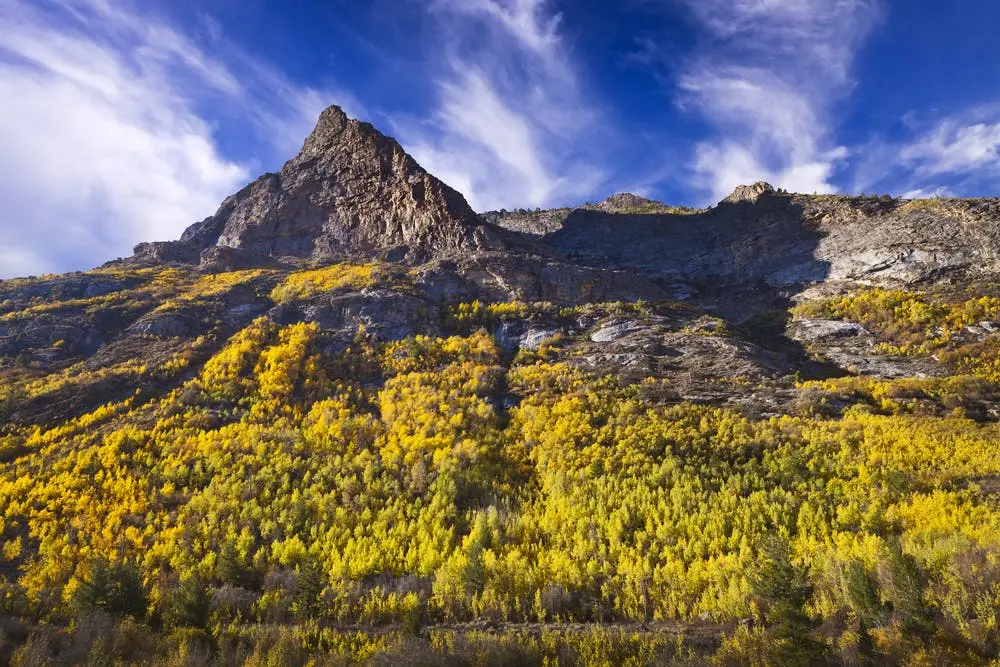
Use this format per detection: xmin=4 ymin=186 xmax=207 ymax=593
xmin=460 ymin=513 xmax=493 ymax=599
xmin=74 ymin=558 xmax=148 ymax=619
xmin=166 ymin=575 xmax=212 ymax=629
xmin=216 ymin=539 xmax=250 ymax=588
xmin=844 ymin=559 xmax=889 ymax=628
xmin=291 ymin=557 xmax=325 ymax=620
xmin=884 ymin=540 xmax=933 ymax=638
xmin=751 ymin=536 xmax=822 ymax=665
xmin=73 ymin=558 xmax=113 ymax=613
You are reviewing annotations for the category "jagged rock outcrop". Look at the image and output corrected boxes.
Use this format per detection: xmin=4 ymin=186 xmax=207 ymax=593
xmin=721 ymin=181 xmax=776 ymax=204
xmin=590 ymin=193 xmax=679 ymax=214
xmin=135 ymin=105 xmax=505 ymax=266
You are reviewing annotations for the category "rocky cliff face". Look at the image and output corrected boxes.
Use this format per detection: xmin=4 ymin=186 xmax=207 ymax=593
xmin=126 ymin=104 xmax=1000 ymax=296
xmin=499 ymin=188 xmax=1000 ymax=291
xmin=134 ymin=106 xmax=506 ymax=268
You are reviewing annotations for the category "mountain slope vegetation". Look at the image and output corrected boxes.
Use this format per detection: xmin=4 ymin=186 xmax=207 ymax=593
xmin=2 ymin=108 xmax=1000 ymax=665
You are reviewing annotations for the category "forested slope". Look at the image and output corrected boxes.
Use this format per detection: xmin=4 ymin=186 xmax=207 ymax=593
xmin=2 ymin=107 xmax=1000 ymax=665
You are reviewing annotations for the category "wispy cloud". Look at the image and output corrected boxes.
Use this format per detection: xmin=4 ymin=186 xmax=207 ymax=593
xmin=900 ymin=119 xmax=1000 ymax=178
xmin=853 ymin=106 xmax=1000 ymax=198
xmin=675 ymin=0 xmax=880 ymax=201
xmin=395 ymin=0 xmax=605 ymax=211
xmin=0 ymin=0 xmax=350 ymax=278
xmin=900 ymin=187 xmax=954 ymax=200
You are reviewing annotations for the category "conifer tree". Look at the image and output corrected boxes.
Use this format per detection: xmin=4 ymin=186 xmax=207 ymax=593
xmin=751 ymin=536 xmax=821 ymax=665
xmin=74 ymin=558 xmax=148 ymax=619
xmin=291 ymin=557 xmax=325 ymax=620
xmin=166 ymin=575 xmax=212 ymax=629
xmin=216 ymin=539 xmax=249 ymax=588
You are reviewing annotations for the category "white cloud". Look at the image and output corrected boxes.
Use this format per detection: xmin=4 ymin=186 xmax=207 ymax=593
xmin=900 ymin=187 xmax=954 ymax=200
xmin=852 ymin=108 xmax=1000 ymax=197
xmin=0 ymin=0 xmax=351 ymax=279
xmin=899 ymin=120 xmax=1000 ymax=177
xmin=437 ymin=0 xmax=563 ymax=60
xmin=396 ymin=0 xmax=605 ymax=211
xmin=676 ymin=0 xmax=880 ymax=202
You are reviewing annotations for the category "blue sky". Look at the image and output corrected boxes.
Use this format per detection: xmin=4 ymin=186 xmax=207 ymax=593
xmin=1 ymin=0 xmax=1000 ymax=277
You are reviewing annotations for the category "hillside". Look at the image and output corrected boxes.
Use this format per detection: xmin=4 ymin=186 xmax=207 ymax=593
xmin=2 ymin=107 xmax=1000 ymax=665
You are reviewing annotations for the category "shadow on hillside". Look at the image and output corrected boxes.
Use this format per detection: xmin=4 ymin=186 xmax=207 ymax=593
xmin=542 ymin=193 xmax=845 ymax=381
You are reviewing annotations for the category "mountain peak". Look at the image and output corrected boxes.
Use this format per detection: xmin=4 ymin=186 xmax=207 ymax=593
xmin=296 ymin=104 xmax=351 ymax=158
xmin=721 ymin=181 xmax=776 ymax=205
xmin=592 ymin=192 xmax=666 ymax=213
xmin=314 ymin=103 xmax=349 ymax=130
xmin=134 ymin=105 xmax=499 ymax=269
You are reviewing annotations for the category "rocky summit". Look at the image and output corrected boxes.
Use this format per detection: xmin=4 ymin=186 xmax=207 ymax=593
xmin=134 ymin=106 xmax=505 ymax=269
xmin=4 ymin=106 xmax=1000 ymax=664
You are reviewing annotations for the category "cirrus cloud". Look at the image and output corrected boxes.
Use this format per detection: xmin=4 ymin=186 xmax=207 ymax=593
xmin=675 ymin=0 xmax=881 ymax=202
xmin=394 ymin=0 xmax=607 ymax=212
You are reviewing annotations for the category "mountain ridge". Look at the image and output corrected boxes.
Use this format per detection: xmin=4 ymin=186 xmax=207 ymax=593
xmin=120 ymin=105 xmax=1000 ymax=295
xmin=4 ymin=104 xmax=1000 ymax=664
xmin=3 ymin=105 xmax=1000 ymax=429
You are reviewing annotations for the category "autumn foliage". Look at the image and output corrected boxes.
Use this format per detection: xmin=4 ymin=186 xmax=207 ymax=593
xmin=2 ymin=270 xmax=1000 ymax=663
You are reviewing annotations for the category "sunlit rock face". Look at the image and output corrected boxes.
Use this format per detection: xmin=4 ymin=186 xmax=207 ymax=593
xmin=135 ymin=105 xmax=506 ymax=267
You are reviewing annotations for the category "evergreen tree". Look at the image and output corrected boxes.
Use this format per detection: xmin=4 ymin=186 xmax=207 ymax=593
xmin=460 ymin=514 xmax=492 ymax=599
xmin=166 ymin=575 xmax=212 ymax=629
xmin=291 ymin=557 xmax=325 ymax=620
xmin=885 ymin=540 xmax=933 ymax=638
xmin=108 ymin=561 xmax=149 ymax=619
xmin=74 ymin=558 xmax=148 ymax=619
xmin=216 ymin=539 xmax=249 ymax=588
xmin=751 ymin=536 xmax=822 ymax=665
xmin=844 ymin=559 xmax=889 ymax=628
xmin=73 ymin=557 xmax=113 ymax=613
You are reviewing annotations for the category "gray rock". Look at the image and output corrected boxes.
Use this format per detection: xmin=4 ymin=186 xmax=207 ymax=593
xmin=268 ymin=304 xmax=301 ymax=325
xmin=542 ymin=192 xmax=1000 ymax=290
xmin=225 ymin=303 xmax=266 ymax=324
xmin=590 ymin=320 xmax=643 ymax=343
xmin=82 ymin=282 xmax=122 ymax=299
xmin=721 ymin=181 xmax=776 ymax=205
xmin=665 ymin=282 xmax=696 ymax=301
xmin=199 ymin=246 xmax=262 ymax=272
xmin=492 ymin=321 xmax=526 ymax=354
xmin=789 ymin=316 xmax=944 ymax=379
xmin=790 ymin=318 xmax=869 ymax=342
xmin=127 ymin=314 xmax=190 ymax=338
xmin=135 ymin=105 xmax=509 ymax=266
xmin=304 ymin=291 xmax=435 ymax=342
xmin=520 ymin=328 xmax=562 ymax=350
xmin=591 ymin=193 xmax=679 ymax=214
